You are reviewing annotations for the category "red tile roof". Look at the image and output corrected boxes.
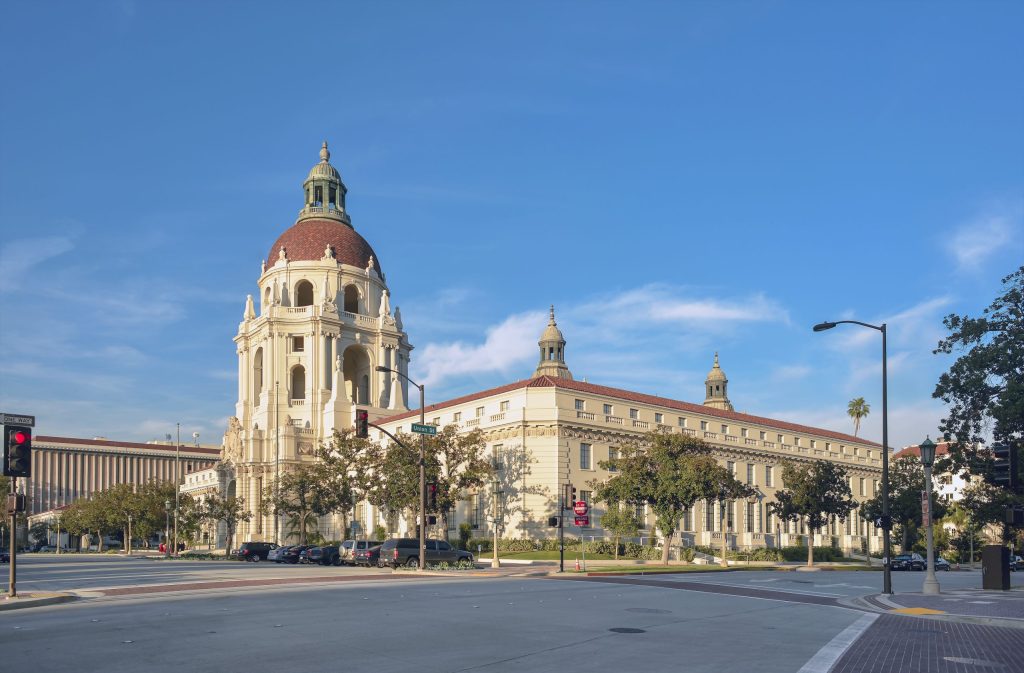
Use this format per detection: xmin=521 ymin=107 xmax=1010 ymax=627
xmin=379 ymin=375 xmax=882 ymax=448
xmin=268 ymin=218 xmax=381 ymax=272
xmin=36 ymin=435 xmax=221 ymax=455
xmin=894 ymin=442 xmax=952 ymax=460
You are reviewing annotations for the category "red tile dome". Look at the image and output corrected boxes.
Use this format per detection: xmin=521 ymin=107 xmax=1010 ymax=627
xmin=268 ymin=218 xmax=381 ymax=273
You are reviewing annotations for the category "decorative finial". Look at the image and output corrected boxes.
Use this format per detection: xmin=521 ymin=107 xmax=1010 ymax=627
xmin=549 ymin=305 xmax=556 ymax=324
xmin=320 ymin=140 xmax=330 ymax=163
xmin=714 ymin=352 xmax=720 ymax=366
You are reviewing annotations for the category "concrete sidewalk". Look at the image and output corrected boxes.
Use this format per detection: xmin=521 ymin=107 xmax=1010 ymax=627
xmin=1 ymin=592 xmax=78 ymax=611
xmin=859 ymin=586 xmax=1024 ymax=629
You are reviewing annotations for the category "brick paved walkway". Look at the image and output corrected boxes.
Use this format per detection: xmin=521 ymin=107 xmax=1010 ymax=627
xmin=831 ymin=614 xmax=1024 ymax=673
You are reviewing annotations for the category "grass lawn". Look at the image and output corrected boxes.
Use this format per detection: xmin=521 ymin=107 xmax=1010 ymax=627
xmin=499 ymin=550 xmax=619 ymax=560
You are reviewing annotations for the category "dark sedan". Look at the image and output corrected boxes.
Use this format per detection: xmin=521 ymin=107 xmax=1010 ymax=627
xmin=307 ymin=545 xmax=340 ymax=566
xmin=935 ymin=557 xmax=951 ymax=571
xmin=282 ymin=544 xmax=316 ymax=564
xmin=891 ymin=553 xmax=925 ymax=571
xmin=354 ymin=544 xmax=382 ymax=567
xmin=0 ymin=549 xmax=9 ymax=563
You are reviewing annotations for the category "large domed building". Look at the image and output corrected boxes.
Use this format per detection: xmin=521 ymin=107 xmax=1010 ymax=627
xmin=226 ymin=142 xmax=412 ymax=543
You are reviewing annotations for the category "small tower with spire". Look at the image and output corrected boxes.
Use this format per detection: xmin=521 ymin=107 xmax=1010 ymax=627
xmin=533 ymin=306 xmax=573 ymax=380
xmin=299 ymin=141 xmax=350 ymax=225
xmin=703 ymin=352 xmax=734 ymax=411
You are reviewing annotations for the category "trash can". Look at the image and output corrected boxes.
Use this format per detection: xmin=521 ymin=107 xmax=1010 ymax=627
xmin=981 ymin=544 xmax=1010 ymax=590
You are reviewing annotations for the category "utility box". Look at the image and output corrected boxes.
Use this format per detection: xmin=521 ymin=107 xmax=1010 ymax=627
xmin=981 ymin=544 xmax=1010 ymax=590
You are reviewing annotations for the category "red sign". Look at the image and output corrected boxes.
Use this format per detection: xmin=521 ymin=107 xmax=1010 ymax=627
xmin=573 ymin=501 xmax=589 ymax=516
xmin=575 ymin=515 xmax=589 ymax=527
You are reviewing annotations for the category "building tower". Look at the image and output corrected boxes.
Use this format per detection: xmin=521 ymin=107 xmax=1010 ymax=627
xmin=228 ymin=141 xmax=413 ymax=542
xmin=533 ymin=305 xmax=573 ymax=379
xmin=703 ymin=352 xmax=734 ymax=411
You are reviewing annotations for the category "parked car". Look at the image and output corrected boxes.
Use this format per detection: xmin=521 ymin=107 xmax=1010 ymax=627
xmin=339 ymin=539 xmax=382 ymax=565
xmin=0 ymin=549 xmax=9 ymax=563
xmin=298 ymin=546 xmax=317 ymax=564
xmin=891 ymin=553 xmax=925 ymax=571
xmin=307 ymin=545 xmax=340 ymax=566
xmin=234 ymin=541 xmax=278 ymax=562
xmin=934 ymin=557 xmax=951 ymax=571
xmin=378 ymin=538 xmax=474 ymax=568
xmin=268 ymin=545 xmax=290 ymax=563
xmin=281 ymin=544 xmax=316 ymax=564
xmin=1011 ymin=555 xmax=1023 ymax=572
xmin=353 ymin=544 xmax=382 ymax=567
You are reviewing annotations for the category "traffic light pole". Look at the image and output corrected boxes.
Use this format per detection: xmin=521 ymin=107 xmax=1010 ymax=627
xmin=558 ymin=485 xmax=564 ymax=573
xmin=8 ymin=478 xmax=16 ymax=598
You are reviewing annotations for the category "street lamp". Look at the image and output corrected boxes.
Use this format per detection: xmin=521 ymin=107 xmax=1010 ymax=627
xmin=491 ymin=479 xmax=503 ymax=569
xmin=376 ymin=365 xmax=426 ymax=571
xmin=164 ymin=500 xmax=171 ymax=558
xmin=174 ymin=423 xmax=181 ymax=556
xmin=813 ymin=319 xmax=893 ymax=594
xmin=919 ymin=436 xmax=941 ymax=595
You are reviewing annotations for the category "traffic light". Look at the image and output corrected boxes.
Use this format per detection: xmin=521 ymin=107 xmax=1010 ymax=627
xmin=427 ymin=515 xmax=438 ymax=526
xmin=548 ymin=516 xmax=560 ymax=528
xmin=3 ymin=425 xmax=32 ymax=478
xmin=355 ymin=409 xmax=369 ymax=438
xmin=562 ymin=483 xmax=576 ymax=509
xmin=991 ymin=442 xmax=1020 ymax=493
xmin=426 ymin=482 xmax=437 ymax=510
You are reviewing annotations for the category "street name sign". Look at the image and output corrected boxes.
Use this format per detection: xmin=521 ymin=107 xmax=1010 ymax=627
xmin=411 ymin=423 xmax=437 ymax=435
xmin=1 ymin=413 xmax=35 ymax=427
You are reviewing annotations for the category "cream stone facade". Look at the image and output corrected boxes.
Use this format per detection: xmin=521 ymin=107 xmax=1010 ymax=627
xmin=221 ymin=142 xmax=885 ymax=554
xmin=229 ymin=142 xmax=412 ymax=544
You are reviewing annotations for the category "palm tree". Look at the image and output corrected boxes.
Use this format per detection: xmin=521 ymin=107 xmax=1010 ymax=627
xmin=848 ymin=397 xmax=870 ymax=437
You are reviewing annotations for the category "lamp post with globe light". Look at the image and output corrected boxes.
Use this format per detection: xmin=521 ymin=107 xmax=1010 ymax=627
xmin=919 ymin=436 xmax=941 ymax=595
xmin=813 ymin=319 xmax=892 ymax=594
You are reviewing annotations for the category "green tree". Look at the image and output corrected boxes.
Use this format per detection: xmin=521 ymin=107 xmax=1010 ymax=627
xmin=933 ymin=266 xmax=1023 ymax=475
xmin=366 ymin=434 xmax=420 ymax=529
xmin=593 ymin=430 xmax=752 ymax=565
xmin=201 ymin=495 xmax=252 ymax=555
xmin=597 ymin=503 xmax=641 ymax=561
xmin=427 ymin=425 xmax=492 ymax=534
xmin=860 ymin=455 xmax=948 ymax=552
xmin=264 ymin=465 xmax=324 ymax=544
xmin=847 ymin=397 xmax=870 ymax=437
xmin=315 ymin=429 xmax=378 ymax=537
xmin=770 ymin=460 xmax=856 ymax=567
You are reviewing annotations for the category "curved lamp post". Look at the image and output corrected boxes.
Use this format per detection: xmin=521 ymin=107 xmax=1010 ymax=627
xmin=919 ymin=436 xmax=941 ymax=595
xmin=813 ymin=319 xmax=893 ymax=594
xmin=376 ymin=365 xmax=426 ymax=571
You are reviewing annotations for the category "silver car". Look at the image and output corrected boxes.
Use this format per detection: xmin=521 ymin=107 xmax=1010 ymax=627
xmin=339 ymin=539 xmax=380 ymax=565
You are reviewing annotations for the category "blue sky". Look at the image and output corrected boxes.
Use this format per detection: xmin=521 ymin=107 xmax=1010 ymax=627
xmin=1 ymin=1 xmax=1021 ymax=450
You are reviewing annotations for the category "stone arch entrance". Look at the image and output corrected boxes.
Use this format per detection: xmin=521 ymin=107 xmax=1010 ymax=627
xmin=342 ymin=345 xmax=372 ymax=405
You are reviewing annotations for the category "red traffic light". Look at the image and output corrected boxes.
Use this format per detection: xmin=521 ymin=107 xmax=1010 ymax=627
xmin=12 ymin=430 xmax=27 ymax=444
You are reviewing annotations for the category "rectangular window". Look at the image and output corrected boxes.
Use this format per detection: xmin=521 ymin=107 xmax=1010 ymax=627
xmin=678 ymin=417 xmax=687 ymax=427
xmin=603 ymin=403 xmax=613 ymax=415
xmin=500 ymin=400 xmax=510 ymax=412
xmin=760 ymin=430 xmax=767 ymax=440
xmin=432 ymin=417 xmax=441 ymax=426
xmin=629 ymin=408 xmax=639 ymax=420
xmin=580 ymin=443 xmax=592 ymax=470
xmin=475 ymin=406 xmax=484 ymax=417
xmin=794 ymin=437 xmax=801 ymax=447
xmin=746 ymin=502 xmax=755 ymax=533
xmin=825 ymin=442 xmax=832 ymax=451
xmin=580 ymin=489 xmax=591 ymax=504
xmin=292 ymin=336 xmax=304 ymax=352
xmin=654 ymin=412 xmax=663 ymax=424
xmin=721 ymin=424 xmax=729 ymax=434
xmin=741 ymin=428 xmax=748 ymax=438
xmin=472 ymin=494 xmax=484 ymax=529
xmin=492 ymin=444 xmax=504 ymax=472
xmin=810 ymin=440 xmax=817 ymax=449
xmin=608 ymin=448 xmax=619 ymax=472
xmin=701 ymin=420 xmax=708 ymax=431
xmin=777 ymin=434 xmax=784 ymax=443
xmin=635 ymin=503 xmax=645 ymax=523
xmin=705 ymin=503 xmax=714 ymax=531
xmin=873 ymin=480 xmax=879 ymax=496
xmin=859 ymin=478 xmax=866 ymax=496
xmin=453 ymin=412 xmax=461 ymax=422
xmin=447 ymin=507 xmax=457 ymax=531
xmin=746 ymin=463 xmax=755 ymax=485
xmin=727 ymin=460 xmax=735 ymax=476
xmin=575 ymin=399 xmax=585 ymax=411
xmin=765 ymin=465 xmax=773 ymax=487
xmin=726 ymin=502 xmax=735 ymax=531
xmin=682 ymin=507 xmax=692 ymax=531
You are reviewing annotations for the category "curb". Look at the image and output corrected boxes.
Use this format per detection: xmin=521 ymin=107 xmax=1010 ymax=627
xmin=839 ymin=594 xmax=1024 ymax=631
xmin=0 ymin=593 xmax=78 ymax=612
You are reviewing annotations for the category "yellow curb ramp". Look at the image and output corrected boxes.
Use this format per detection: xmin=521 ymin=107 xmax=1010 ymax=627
xmin=891 ymin=607 xmax=946 ymax=615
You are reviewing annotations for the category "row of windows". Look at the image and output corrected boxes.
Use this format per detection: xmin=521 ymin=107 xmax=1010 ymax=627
xmin=573 ymin=399 xmax=871 ymax=458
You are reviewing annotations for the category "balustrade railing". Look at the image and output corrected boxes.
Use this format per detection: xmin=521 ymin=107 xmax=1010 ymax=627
xmin=577 ymin=411 xmax=595 ymax=420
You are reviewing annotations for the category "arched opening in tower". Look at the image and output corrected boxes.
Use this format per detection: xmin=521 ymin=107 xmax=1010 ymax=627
xmin=342 ymin=345 xmax=371 ymax=405
xmin=253 ymin=347 xmax=264 ymax=405
xmin=344 ymin=285 xmax=360 ymax=313
xmin=290 ymin=365 xmax=306 ymax=400
xmin=295 ymin=280 xmax=314 ymax=307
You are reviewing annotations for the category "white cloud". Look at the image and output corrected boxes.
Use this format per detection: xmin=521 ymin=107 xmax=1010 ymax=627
xmin=414 ymin=310 xmax=544 ymax=386
xmin=772 ymin=364 xmax=812 ymax=381
xmin=0 ymin=236 xmax=75 ymax=292
xmin=580 ymin=285 xmax=789 ymax=327
xmin=946 ymin=206 xmax=1021 ymax=271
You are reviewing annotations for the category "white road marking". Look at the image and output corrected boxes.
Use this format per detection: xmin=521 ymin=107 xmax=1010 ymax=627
xmin=796 ymin=613 xmax=878 ymax=673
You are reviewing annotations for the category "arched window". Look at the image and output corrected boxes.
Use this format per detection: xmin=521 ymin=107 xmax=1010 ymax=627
xmin=295 ymin=280 xmax=314 ymax=307
xmin=344 ymin=285 xmax=359 ymax=313
xmin=291 ymin=366 xmax=306 ymax=400
xmin=263 ymin=286 xmax=271 ymax=311
xmin=253 ymin=348 xmax=264 ymax=404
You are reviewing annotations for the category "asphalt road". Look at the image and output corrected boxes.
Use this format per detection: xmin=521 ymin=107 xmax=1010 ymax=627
xmin=7 ymin=553 xmax=392 ymax=593
xmin=1 ymin=574 xmax=867 ymax=673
